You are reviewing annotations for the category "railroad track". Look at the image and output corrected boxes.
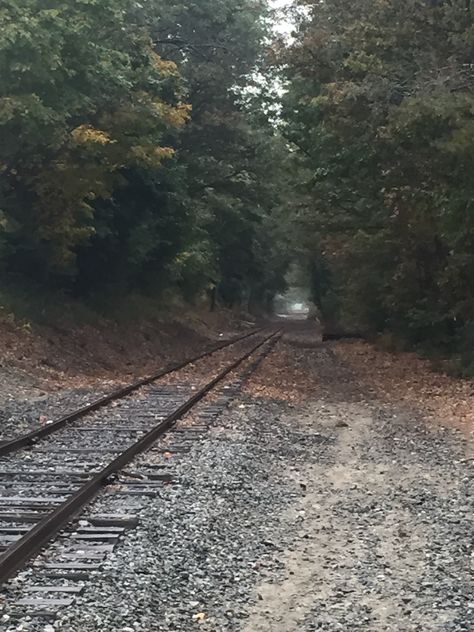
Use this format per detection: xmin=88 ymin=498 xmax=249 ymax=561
xmin=0 ymin=329 xmax=280 ymax=620
xmin=0 ymin=327 xmax=263 ymax=457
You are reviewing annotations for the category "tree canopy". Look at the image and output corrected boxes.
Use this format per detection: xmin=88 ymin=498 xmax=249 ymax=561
xmin=279 ymin=0 xmax=474 ymax=369
xmin=0 ymin=0 xmax=289 ymax=308
xmin=3 ymin=0 xmax=474 ymax=368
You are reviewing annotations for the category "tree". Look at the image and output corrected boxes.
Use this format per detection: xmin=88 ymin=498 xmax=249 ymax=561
xmin=154 ymin=0 xmax=289 ymax=307
xmin=281 ymin=0 xmax=474 ymax=362
xmin=0 ymin=0 xmax=291 ymax=313
xmin=0 ymin=0 xmax=188 ymax=280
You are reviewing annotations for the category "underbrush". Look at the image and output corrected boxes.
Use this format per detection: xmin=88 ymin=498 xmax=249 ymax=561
xmin=322 ymin=313 xmax=474 ymax=379
xmin=376 ymin=331 xmax=474 ymax=378
xmin=0 ymin=283 xmax=97 ymax=328
xmin=0 ymin=281 xmax=207 ymax=331
xmin=0 ymin=280 xmax=254 ymax=364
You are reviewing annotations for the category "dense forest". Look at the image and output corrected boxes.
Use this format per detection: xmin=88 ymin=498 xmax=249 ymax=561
xmin=282 ymin=0 xmax=474 ymax=370
xmin=1 ymin=1 xmax=474 ymax=368
xmin=0 ymin=0 xmax=290 ymax=310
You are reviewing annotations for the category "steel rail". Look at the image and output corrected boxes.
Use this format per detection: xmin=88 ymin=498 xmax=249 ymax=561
xmin=0 ymin=327 xmax=264 ymax=457
xmin=0 ymin=330 xmax=281 ymax=585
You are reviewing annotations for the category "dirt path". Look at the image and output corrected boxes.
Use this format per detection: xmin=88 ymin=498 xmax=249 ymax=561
xmin=241 ymin=341 xmax=472 ymax=632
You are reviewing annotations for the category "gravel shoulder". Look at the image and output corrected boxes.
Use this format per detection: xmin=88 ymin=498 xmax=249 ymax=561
xmin=243 ymin=402 xmax=472 ymax=631
xmin=1 ymin=338 xmax=472 ymax=631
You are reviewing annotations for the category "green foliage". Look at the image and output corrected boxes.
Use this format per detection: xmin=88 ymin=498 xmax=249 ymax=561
xmin=281 ymin=0 xmax=474 ymax=361
xmin=0 ymin=0 xmax=290 ymax=310
xmin=154 ymin=0 xmax=289 ymax=307
xmin=1 ymin=0 xmax=187 ymax=277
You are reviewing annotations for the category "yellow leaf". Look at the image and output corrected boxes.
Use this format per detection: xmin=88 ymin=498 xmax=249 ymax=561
xmin=149 ymin=49 xmax=178 ymax=76
xmin=192 ymin=613 xmax=206 ymax=621
xmin=71 ymin=124 xmax=113 ymax=145
xmin=152 ymin=99 xmax=191 ymax=128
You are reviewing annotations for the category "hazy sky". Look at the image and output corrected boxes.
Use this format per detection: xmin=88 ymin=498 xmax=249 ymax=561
xmin=271 ymin=0 xmax=293 ymax=7
xmin=270 ymin=0 xmax=294 ymax=36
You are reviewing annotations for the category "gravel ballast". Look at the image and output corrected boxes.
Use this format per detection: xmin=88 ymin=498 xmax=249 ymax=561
xmin=1 ymin=340 xmax=472 ymax=631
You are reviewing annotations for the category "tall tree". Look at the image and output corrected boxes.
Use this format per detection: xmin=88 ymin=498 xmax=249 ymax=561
xmin=281 ymin=0 xmax=474 ymax=360
xmin=154 ymin=0 xmax=289 ymax=306
xmin=0 ymin=0 xmax=188 ymax=281
xmin=0 ymin=0 xmax=290 ymax=311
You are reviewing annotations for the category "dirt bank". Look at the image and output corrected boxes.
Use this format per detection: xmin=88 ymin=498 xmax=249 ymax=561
xmin=0 ymin=307 xmax=255 ymax=439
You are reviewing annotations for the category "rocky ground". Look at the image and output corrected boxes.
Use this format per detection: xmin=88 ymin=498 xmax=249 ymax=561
xmin=241 ymin=343 xmax=473 ymax=632
xmin=2 ymin=334 xmax=472 ymax=631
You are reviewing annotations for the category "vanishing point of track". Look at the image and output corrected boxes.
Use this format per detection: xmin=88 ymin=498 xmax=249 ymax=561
xmin=0 ymin=329 xmax=280 ymax=589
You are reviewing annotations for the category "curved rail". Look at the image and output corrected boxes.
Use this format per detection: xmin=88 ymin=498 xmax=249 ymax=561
xmin=0 ymin=330 xmax=281 ymax=585
xmin=0 ymin=327 xmax=264 ymax=457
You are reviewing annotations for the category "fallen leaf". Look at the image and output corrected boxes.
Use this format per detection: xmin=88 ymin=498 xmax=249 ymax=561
xmin=193 ymin=612 xmax=205 ymax=621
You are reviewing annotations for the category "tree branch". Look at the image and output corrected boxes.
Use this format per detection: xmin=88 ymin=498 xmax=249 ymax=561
xmin=154 ymin=38 xmax=236 ymax=60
